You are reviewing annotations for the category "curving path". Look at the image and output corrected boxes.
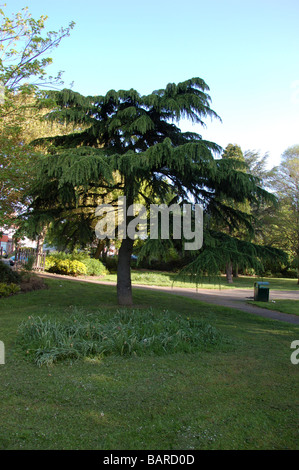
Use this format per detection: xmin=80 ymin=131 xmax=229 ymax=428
xmin=37 ymin=272 xmax=299 ymax=326
xmin=131 ymin=284 xmax=299 ymax=325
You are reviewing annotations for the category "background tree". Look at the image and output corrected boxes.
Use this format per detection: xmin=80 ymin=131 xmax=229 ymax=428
xmin=0 ymin=4 xmax=74 ymax=226
xmin=0 ymin=5 xmax=74 ymax=91
xmin=241 ymin=150 xmax=280 ymax=255
xmin=0 ymin=92 xmax=78 ymax=225
xmin=183 ymin=144 xmax=288 ymax=284
xmin=210 ymin=144 xmax=254 ymax=282
xmin=268 ymin=145 xmax=299 ymax=282
xmin=243 ymin=149 xmax=272 ymax=187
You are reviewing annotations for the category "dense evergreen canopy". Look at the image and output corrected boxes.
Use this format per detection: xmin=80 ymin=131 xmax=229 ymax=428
xmin=26 ymin=78 xmax=279 ymax=304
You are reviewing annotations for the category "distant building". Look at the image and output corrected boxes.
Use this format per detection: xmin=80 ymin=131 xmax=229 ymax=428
xmin=0 ymin=228 xmax=37 ymax=254
xmin=0 ymin=234 xmax=13 ymax=254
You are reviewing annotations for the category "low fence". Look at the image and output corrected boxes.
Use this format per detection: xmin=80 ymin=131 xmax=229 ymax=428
xmin=15 ymin=248 xmax=46 ymax=271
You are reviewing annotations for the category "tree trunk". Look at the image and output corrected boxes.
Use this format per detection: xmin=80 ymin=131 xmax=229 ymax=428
xmin=94 ymin=239 xmax=105 ymax=259
xmin=117 ymin=237 xmax=134 ymax=305
xmin=36 ymin=227 xmax=47 ymax=269
xmin=226 ymin=261 xmax=233 ymax=284
xmin=233 ymin=264 xmax=239 ymax=278
xmin=12 ymin=237 xmax=19 ymax=253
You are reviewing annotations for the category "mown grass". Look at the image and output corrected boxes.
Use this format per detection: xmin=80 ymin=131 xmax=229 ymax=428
xmin=249 ymin=300 xmax=299 ymax=316
xmin=103 ymin=270 xmax=299 ymax=291
xmin=0 ymin=278 xmax=299 ymax=450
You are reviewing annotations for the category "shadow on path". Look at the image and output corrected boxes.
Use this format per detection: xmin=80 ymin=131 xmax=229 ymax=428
xmin=37 ymin=272 xmax=299 ymax=325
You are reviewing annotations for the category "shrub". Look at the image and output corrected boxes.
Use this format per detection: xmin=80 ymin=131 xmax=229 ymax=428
xmin=0 ymin=282 xmax=21 ymax=298
xmin=82 ymin=257 xmax=107 ymax=276
xmin=245 ymin=268 xmax=256 ymax=276
xmin=23 ymin=255 xmax=35 ymax=272
xmin=45 ymin=252 xmax=106 ymax=276
xmin=47 ymin=259 xmax=68 ymax=274
xmin=104 ymin=256 xmax=118 ymax=273
xmin=281 ymin=269 xmax=298 ymax=279
xmin=48 ymin=259 xmax=87 ymax=276
xmin=69 ymin=260 xmax=87 ymax=276
xmin=0 ymin=261 xmax=21 ymax=284
xmin=44 ymin=256 xmax=55 ymax=271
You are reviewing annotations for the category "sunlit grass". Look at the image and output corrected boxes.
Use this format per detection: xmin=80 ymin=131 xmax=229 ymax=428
xmin=103 ymin=270 xmax=299 ymax=291
xmin=0 ymin=278 xmax=298 ymax=450
xmin=249 ymin=299 xmax=299 ymax=316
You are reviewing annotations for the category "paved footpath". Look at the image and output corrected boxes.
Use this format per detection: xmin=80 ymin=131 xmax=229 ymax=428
xmin=38 ymin=272 xmax=299 ymax=326
xmin=131 ymin=284 xmax=299 ymax=325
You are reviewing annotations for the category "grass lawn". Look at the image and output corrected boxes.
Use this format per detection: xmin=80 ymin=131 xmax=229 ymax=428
xmin=249 ymin=300 xmax=299 ymax=316
xmin=0 ymin=277 xmax=299 ymax=450
xmin=103 ymin=270 xmax=299 ymax=291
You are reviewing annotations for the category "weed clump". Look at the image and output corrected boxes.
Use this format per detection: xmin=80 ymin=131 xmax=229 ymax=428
xmin=17 ymin=307 xmax=229 ymax=366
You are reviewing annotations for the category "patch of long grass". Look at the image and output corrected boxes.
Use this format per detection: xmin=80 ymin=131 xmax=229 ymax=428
xmin=16 ymin=307 xmax=230 ymax=366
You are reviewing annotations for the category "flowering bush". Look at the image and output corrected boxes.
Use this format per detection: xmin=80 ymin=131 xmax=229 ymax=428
xmin=45 ymin=252 xmax=107 ymax=276
xmin=48 ymin=259 xmax=87 ymax=276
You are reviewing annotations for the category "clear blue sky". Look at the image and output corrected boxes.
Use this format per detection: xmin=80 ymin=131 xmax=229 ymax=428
xmin=7 ymin=0 xmax=299 ymax=167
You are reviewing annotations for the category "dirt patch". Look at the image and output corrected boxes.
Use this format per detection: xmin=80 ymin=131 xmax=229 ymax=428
xmin=20 ymin=275 xmax=48 ymax=293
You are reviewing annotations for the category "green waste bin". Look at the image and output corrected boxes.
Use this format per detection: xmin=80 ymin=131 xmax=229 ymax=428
xmin=254 ymin=282 xmax=270 ymax=302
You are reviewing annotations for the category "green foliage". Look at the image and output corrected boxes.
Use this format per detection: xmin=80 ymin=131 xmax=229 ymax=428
xmin=179 ymin=230 xmax=288 ymax=284
xmin=27 ymin=78 xmax=222 ymax=238
xmin=267 ymin=146 xmax=299 ymax=277
xmin=16 ymin=307 xmax=228 ymax=366
xmin=82 ymin=257 xmax=107 ymax=276
xmin=44 ymin=256 xmax=55 ymax=271
xmin=243 ymin=150 xmax=271 ymax=187
xmin=0 ymin=5 xmax=75 ymax=225
xmin=23 ymin=255 xmax=35 ymax=272
xmin=1 ymin=278 xmax=298 ymax=450
xmin=47 ymin=259 xmax=87 ymax=276
xmin=103 ymin=256 xmax=118 ymax=273
xmin=0 ymin=261 xmax=21 ymax=284
xmin=26 ymin=78 xmax=279 ymax=301
xmin=222 ymin=143 xmax=245 ymax=162
xmin=0 ymin=5 xmax=74 ymax=91
xmin=0 ymin=282 xmax=20 ymax=297
xmin=45 ymin=252 xmax=107 ymax=276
